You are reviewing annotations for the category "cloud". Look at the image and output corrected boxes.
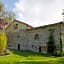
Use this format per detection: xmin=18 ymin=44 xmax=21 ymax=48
xmin=13 ymin=0 xmax=64 ymax=27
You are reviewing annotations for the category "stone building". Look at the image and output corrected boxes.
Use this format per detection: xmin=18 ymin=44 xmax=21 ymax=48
xmin=6 ymin=20 xmax=32 ymax=49
xmin=6 ymin=20 xmax=64 ymax=55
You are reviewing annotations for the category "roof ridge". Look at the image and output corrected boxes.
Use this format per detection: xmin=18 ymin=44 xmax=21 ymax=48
xmin=14 ymin=19 xmax=33 ymax=28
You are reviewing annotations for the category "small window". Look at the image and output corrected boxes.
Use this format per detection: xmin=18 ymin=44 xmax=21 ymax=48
xmin=35 ymin=34 xmax=39 ymax=40
xmin=17 ymin=35 xmax=20 ymax=38
xmin=8 ymin=44 xmax=11 ymax=47
xmin=14 ymin=24 xmax=18 ymax=29
xmin=32 ymin=45 xmax=34 ymax=48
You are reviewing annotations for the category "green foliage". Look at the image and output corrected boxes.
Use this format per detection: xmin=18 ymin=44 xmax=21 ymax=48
xmin=0 ymin=31 xmax=7 ymax=53
xmin=48 ymin=34 xmax=54 ymax=46
xmin=48 ymin=30 xmax=55 ymax=46
xmin=0 ymin=1 xmax=14 ymax=54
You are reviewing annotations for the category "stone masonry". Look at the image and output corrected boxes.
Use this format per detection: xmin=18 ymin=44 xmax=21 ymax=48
xmin=6 ymin=21 xmax=64 ymax=55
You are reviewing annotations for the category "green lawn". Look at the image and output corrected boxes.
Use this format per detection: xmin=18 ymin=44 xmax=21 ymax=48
xmin=0 ymin=50 xmax=64 ymax=64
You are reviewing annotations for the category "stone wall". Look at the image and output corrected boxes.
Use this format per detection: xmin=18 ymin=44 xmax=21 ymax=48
xmin=61 ymin=23 xmax=64 ymax=54
xmin=27 ymin=23 xmax=61 ymax=53
xmin=6 ymin=23 xmax=61 ymax=54
xmin=6 ymin=29 xmax=28 ymax=50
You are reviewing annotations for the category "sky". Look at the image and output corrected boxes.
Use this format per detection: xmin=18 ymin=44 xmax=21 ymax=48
xmin=1 ymin=0 xmax=64 ymax=27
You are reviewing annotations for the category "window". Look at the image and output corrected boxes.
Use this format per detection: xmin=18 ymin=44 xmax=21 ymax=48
xmin=35 ymin=34 xmax=39 ymax=40
xmin=14 ymin=24 xmax=18 ymax=29
xmin=17 ymin=35 xmax=20 ymax=38
xmin=8 ymin=44 xmax=11 ymax=47
xmin=32 ymin=45 xmax=34 ymax=48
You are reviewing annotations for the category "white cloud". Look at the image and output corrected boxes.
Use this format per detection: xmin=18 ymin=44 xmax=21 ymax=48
xmin=13 ymin=0 xmax=64 ymax=27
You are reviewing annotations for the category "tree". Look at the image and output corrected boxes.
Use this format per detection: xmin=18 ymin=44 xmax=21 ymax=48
xmin=0 ymin=1 xmax=15 ymax=24
xmin=0 ymin=1 xmax=15 ymax=55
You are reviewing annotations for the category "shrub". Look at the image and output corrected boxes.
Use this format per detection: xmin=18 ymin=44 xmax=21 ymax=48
xmin=0 ymin=31 xmax=7 ymax=54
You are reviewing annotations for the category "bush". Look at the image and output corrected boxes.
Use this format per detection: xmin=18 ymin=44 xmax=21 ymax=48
xmin=0 ymin=31 xmax=7 ymax=54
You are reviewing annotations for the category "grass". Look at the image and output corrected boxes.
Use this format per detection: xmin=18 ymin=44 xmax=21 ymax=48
xmin=0 ymin=50 xmax=64 ymax=64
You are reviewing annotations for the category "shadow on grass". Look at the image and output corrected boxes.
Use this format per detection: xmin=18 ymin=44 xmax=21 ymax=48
xmin=10 ymin=50 xmax=55 ymax=58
